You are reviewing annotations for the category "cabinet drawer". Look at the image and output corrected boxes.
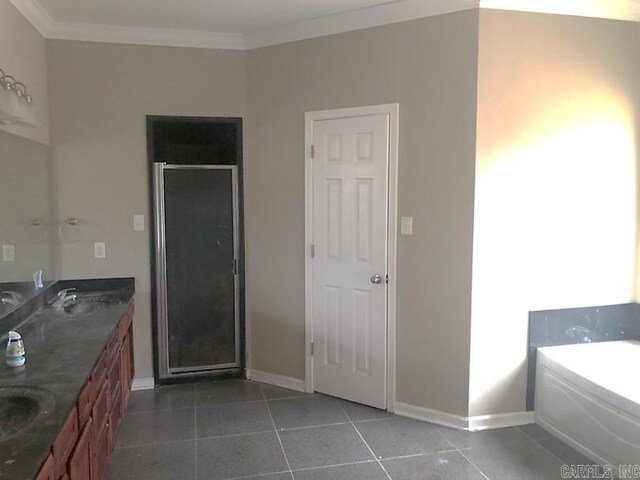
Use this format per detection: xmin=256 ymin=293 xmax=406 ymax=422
xmin=118 ymin=305 xmax=133 ymax=342
xmin=52 ymin=406 xmax=79 ymax=478
xmin=108 ymin=354 xmax=122 ymax=409
xmin=107 ymin=333 xmax=119 ymax=362
xmin=34 ymin=452 xmax=55 ymax=480
xmin=77 ymin=379 xmax=93 ymax=430
xmin=90 ymin=349 xmax=108 ymax=396
xmin=91 ymin=380 xmax=109 ymax=445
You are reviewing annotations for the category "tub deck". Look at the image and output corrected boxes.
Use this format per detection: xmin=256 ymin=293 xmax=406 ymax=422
xmin=535 ymin=340 xmax=640 ymax=467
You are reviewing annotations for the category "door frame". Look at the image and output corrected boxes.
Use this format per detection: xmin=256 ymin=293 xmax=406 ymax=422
xmin=153 ymin=163 xmax=241 ymax=378
xmin=304 ymin=104 xmax=399 ymax=412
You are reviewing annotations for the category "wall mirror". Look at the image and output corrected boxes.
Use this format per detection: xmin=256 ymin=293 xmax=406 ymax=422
xmin=0 ymin=129 xmax=56 ymax=319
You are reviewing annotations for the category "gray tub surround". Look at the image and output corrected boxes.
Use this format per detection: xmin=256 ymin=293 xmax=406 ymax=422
xmin=0 ymin=278 xmax=134 ymax=480
xmin=527 ymin=303 xmax=640 ymax=410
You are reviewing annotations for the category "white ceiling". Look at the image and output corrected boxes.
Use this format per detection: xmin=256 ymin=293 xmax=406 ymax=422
xmin=9 ymin=0 xmax=640 ymax=50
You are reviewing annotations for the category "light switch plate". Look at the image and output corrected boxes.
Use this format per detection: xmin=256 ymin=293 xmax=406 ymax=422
xmin=94 ymin=242 xmax=106 ymax=259
xmin=2 ymin=244 xmax=15 ymax=262
xmin=401 ymin=216 xmax=413 ymax=235
xmin=133 ymin=214 xmax=145 ymax=231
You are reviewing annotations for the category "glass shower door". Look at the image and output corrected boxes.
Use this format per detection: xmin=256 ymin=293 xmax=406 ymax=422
xmin=155 ymin=164 xmax=239 ymax=375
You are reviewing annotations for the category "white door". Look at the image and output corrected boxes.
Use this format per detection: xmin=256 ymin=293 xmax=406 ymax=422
xmin=312 ymin=113 xmax=389 ymax=409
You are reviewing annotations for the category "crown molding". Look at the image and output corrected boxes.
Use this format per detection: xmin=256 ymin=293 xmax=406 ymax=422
xmin=480 ymin=0 xmax=640 ymax=22
xmin=47 ymin=23 xmax=246 ymax=50
xmin=245 ymin=0 xmax=479 ymax=49
xmin=9 ymin=0 xmax=245 ymax=50
xmin=9 ymin=0 xmax=55 ymax=37
xmin=10 ymin=0 xmax=640 ymax=51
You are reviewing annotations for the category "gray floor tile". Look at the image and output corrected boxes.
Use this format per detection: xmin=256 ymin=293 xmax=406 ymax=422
xmin=280 ymin=423 xmax=373 ymax=470
xmin=196 ymin=401 xmax=274 ymax=438
xmin=338 ymin=400 xmax=393 ymax=422
xmin=463 ymin=437 xmax=565 ymax=479
xmin=356 ymin=418 xmax=454 ymax=459
xmin=261 ymin=383 xmax=313 ymax=400
xmin=436 ymin=425 xmax=529 ymax=450
xmin=127 ymin=384 xmax=195 ymax=413
xmin=534 ymin=435 xmax=595 ymax=466
xmin=196 ymin=431 xmax=288 ymax=480
xmin=516 ymin=423 xmax=553 ymax=441
xmin=293 ymin=461 xmax=388 ymax=480
xmin=107 ymin=440 xmax=195 ymax=480
xmin=268 ymin=396 xmax=348 ymax=429
xmin=382 ymin=451 xmax=485 ymax=480
xmin=115 ymin=408 xmax=195 ymax=447
xmin=196 ymin=379 xmax=265 ymax=406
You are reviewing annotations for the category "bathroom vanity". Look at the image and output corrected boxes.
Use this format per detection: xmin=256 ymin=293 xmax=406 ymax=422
xmin=0 ymin=278 xmax=135 ymax=480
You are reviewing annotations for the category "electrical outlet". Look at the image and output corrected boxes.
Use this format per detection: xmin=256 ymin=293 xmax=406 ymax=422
xmin=133 ymin=214 xmax=145 ymax=231
xmin=2 ymin=244 xmax=15 ymax=262
xmin=401 ymin=217 xmax=413 ymax=235
xmin=94 ymin=242 xmax=106 ymax=259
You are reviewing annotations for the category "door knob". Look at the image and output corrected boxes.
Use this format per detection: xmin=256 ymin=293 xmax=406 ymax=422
xmin=370 ymin=274 xmax=383 ymax=284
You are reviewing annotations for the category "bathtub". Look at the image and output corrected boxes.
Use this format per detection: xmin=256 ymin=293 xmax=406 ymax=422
xmin=535 ymin=340 xmax=640 ymax=467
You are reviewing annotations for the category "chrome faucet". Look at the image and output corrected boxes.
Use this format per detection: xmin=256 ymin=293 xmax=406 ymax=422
xmin=1 ymin=291 xmax=22 ymax=307
xmin=51 ymin=288 xmax=77 ymax=309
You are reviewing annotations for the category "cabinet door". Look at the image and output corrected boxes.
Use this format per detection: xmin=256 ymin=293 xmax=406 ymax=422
xmin=120 ymin=334 xmax=132 ymax=407
xmin=53 ymin=406 xmax=79 ymax=478
xmin=34 ymin=452 xmax=55 ymax=480
xmin=92 ymin=420 xmax=109 ymax=480
xmin=68 ymin=418 xmax=92 ymax=480
xmin=128 ymin=323 xmax=135 ymax=383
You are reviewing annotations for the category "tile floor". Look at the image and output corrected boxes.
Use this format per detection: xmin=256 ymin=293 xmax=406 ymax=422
xmin=107 ymin=379 xmax=593 ymax=480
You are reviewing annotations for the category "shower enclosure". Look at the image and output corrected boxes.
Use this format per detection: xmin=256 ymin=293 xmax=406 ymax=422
xmin=148 ymin=116 xmax=243 ymax=382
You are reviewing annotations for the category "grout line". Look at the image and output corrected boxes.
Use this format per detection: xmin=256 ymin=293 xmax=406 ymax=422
xmin=277 ymin=421 xmax=353 ymax=431
xmin=264 ymin=394 xmax=316 ymax=402
xmin=457 ymin=449 xmax=490 ymax=480
xmin=261 ymin=384 xmax=294 ymax=478
xmin=125 ymin=405 xmax=196 ymax=415
xmin=114 ymin=437 xmax=195 ymax=450
xmin=291 ymin=459 xmax=379 ymax=473
xmin=530 ymin=436 xmax=573 ymax=465
xmin=198 ymin=429 xmax=278 ymax=441
xmin=336 ymin=402 xmax=393 ymax=480
xmin=220 ymin=470 xmax=294 ymax=480
xmin=194 ymin=387 xmax=198 ymax=480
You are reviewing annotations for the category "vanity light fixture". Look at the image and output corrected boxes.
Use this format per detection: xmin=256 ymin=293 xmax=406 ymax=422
xmin=0 ymin=68 xmax=39 ymax=127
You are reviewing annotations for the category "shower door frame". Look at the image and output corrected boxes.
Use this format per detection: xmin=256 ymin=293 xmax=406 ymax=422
xmin=154 ymin=163 xmax=241 ymax=378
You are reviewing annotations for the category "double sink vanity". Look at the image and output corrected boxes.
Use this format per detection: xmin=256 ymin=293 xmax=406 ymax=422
xmin=0 ymin=278 xmax=135 ymax=480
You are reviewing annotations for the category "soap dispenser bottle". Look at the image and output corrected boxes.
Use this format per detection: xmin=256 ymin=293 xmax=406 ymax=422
xmin=5 ymin=331 xmax=25 ymax=367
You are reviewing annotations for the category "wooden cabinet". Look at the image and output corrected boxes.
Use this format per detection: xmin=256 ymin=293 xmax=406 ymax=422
xmin=35 ymin=301 xmax=135 ymax=480
xmin=34 ymin=453 xmax=54 ymax=480
xmin=52 ymin=407 xmax=79 ymax=478
xmin=68 ymin=418 xmax=92 ymax=480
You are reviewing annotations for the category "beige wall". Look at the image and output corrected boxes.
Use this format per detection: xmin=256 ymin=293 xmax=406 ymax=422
xmin=470 ymin=10 xmax=640 ymax=416
xmin=47 ymin=40 xmax=247 ymax=379
xmin=247 ymin=11 xmax=479 ymax=415
xmin=0 ymin=1 xmax=49 ymax=144
xmin=0 ymin=130 xmax=53 ymax=284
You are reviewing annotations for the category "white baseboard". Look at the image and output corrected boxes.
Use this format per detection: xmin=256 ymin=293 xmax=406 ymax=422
xmin=468 ymin=411 xmax=534 ymax=431
xmin=246 ymin=369 xmax=306 ymax=392
xmin=395 ymin=402 xmax=534 ymax=431
xmin=394 ymin=402 xmax=469 ymax=430
xmin=132 ymin=377 xmax=155 ymax=391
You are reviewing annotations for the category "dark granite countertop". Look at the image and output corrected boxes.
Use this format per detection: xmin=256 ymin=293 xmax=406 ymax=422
xmin=0 ymin=279 xmax=134 ymax=480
